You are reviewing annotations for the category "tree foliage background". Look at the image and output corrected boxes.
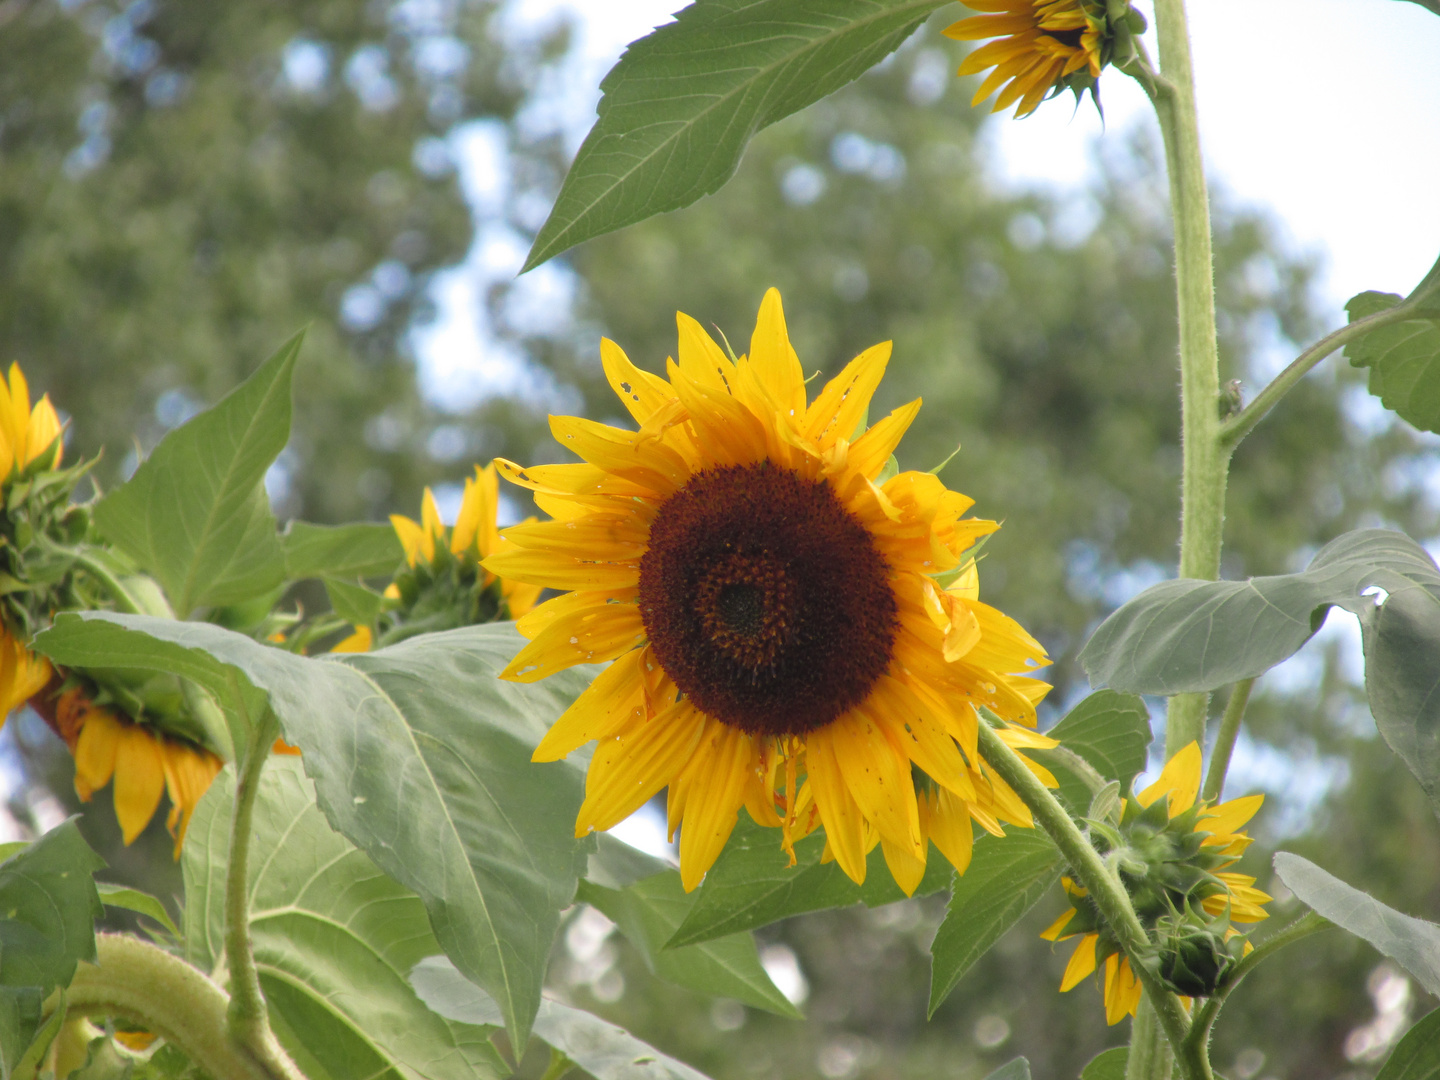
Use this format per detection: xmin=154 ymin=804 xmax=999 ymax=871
xmin=2 ymin=1 xmax=1436 ymax=1077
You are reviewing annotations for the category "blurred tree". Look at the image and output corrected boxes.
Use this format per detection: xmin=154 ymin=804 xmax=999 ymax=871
xmin=3 ymin=4 xmax=1438 ymax=1079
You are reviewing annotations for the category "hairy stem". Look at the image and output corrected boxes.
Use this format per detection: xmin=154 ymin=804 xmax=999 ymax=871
xmin=223 ymin=709 xmax=304 ymax=1079
xmin=1202 ymin=679 xmax=1254 ymax=802
xmin=975 ymin=724 xmax=1203 ymax=1077
xmin=1219 ymin=301 xmax=1431 ymax=448
xmin=61 ymin=933 xmax=272 ymax=1080
xmin=1126 ymin=997 xmax=1174 ymax=1080
xmin=1147 ymin=0 xmax=1226 ymax=759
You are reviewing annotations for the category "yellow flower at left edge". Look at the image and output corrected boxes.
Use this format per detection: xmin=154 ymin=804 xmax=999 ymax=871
xmin=484 ymin=288 xmax=1056 ymax=894
xmin=51 ymin=688 xmax=222 ymax=859
xmin=390 ymin=462 xmax=543 ymax=619
xmin=0 ymin=363 xmax=65 ymax=723
xmin=1042 ymin=742 xmax=1271 ymax=1024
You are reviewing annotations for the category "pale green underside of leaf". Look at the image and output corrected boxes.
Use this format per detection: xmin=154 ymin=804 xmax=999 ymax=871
xmin=1079 ymin=528 xmax=1440 ymax=819
xmin=95 ymin=883 xmax=180 ymax=938
xmin=411 ymin=956 xmax=717 ymax=1080
xmin=668 ymin=811 xmax=953 ymax=949
xmin=927 ymin=830 xmax=1061 ymax=1016
xmin=1345 ymin=291 xmax=1440 ymax=435
xmin=1274 ymin=852 xmax=1440 ymax=998
xmin=524 ymin=0 xmax=951 ymax=270
xmin=183 ymin=757 xmax=506 ymax=1080
xmin=36 ymin=613 xmax=590 ymax=1049
xmin=94 ymin=333 xmax=300 ymax=616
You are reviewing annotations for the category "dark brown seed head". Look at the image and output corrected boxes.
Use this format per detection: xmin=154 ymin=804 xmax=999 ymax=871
xmin=638 ymin=462 xmax=897 ymax=737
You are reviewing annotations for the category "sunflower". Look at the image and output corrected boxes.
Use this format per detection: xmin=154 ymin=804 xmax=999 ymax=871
xmin=53 ymin=688 xmax=222 ymax=858
xmin=484 ymin=289 xmax=1051 ymax=891
xmin=389 ymin=464 xmax=542 ymax=623
xmin=1042 ymin=742 xmax=1270 ymax=1023
xmin=0 ymin=362 xmax=63 ymax=480
xmin=0 ymin=629 xmax=52 ymax=726
xmin=944 ymin=0 xmax=1107 ymax=118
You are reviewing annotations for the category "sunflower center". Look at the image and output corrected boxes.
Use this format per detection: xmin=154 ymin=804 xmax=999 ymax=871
xmin=638 ymin=462 xmax=897 ymax=737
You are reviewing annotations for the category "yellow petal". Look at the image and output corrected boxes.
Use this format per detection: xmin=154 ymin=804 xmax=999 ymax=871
xmin=73 ymin=710 xmax=122 ymax=801
xmin=880 ymin=833 xmax=927 ymax=897
xmin=532 ymin=648 xmax=647 ymax=762
xmin=921 ymin=788 xmax=975 ymax=875
xmin=501 ymin=601 xmax=644 ymax=683
xmin=1103 ymin=955 xmax=1142 ymax=1025
xmin=419 ymin=489 xmax=445 ymax=560
xmin=575 ymin=699 xmax=705 ymax=833
xmin=550 ymin=414 xmax=691 ymax=493
xmin=1039 ymin=908 xmax=1075 ymax=942
xmin=802 ymin=342 xmax=890 ymax=449
xmin=675 ymin=312 xmax=737 ymax=394
xmin=113 ymin=724 xmax=166 ymax=845
xmin=602 ymin=336 xmax=678 ymax=426
xmin=481 ymin=546 xmax=640 ymax=592
xmin=1137 ymin=741 xmax=1202 ymax=815
xmin=804 ymin=729 xmax=869 ymax=884
xmin=745 ymin=287 xmax=806 ymax=420
xmin=847 ymin=399 xmax=921 ymax=482
xmin=390 ymin=514 xmax=426 ymax=568
xmin=829 ymin=711 xmax=922 ymax=857
xmin=1198 ymin=793 xmax=1264 ymax=842
xmin=1060 ymin=933 xmax=1098 ymax=991
xmin=677 ymin=722 xmax=753 ymax=891
xmin=331 ymin=626 xmax=372 ymax=653
xmin=26 ymin=396 xmax=62 ymax=469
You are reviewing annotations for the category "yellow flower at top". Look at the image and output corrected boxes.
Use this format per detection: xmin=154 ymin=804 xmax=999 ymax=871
xmin=945 ymin=0 xmax=1105 ymax=118
xmin=54 ymin=688 xmax=222 ymax=858
xmin=0 ymin=362 xmax=63 ymax=480
xmin=391 ymin=463 xmax=542 ymax=619
xmin=484 ymin=289 xmax=1051 ymax=892
xmin=1042 ymin=742 xmax=1270 ymax=1024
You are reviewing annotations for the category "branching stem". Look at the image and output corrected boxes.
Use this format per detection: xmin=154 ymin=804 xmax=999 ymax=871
xmin=1202 ymin=679 xmax=1253 ymax=802
xmin=975 ymin=724 xmax=1206 ymax=1079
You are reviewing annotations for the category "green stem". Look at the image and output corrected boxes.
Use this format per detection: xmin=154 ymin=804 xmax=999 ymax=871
xmin=224 ymin=709 xmax=304 ymax=1079
xmin=1186 ymin=913 xmax=1332 ymax=1058
xmin=975 ymin=724 xmax=1204 ymax=1078
xmin=60 ymin=933 xmax=272 ymax=1080
xmin=68 ymin=549 xmax=143 ymax=615
xmin=1126 ymin=997 xmax=1174 ymax=1080
xmin=1202 ymin=679 xmax=1254 ymax=802
xmin=1218 ymin=302 xmax=1430 ymax=448
xmin=1147 ymin=0 xmax=1226 ymax=760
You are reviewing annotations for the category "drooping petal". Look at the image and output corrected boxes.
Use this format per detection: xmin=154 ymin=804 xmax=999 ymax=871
xmin=575 ymin=699 xmax=705 ymax=833
xmin=1060 ymin=933 xmax=1098 ymax=991
xmin=1137 ymin=741 xmax=1202 ymax=816
xmin=113 ymin=724 xmax=167 ymax=845
xmin=677 ymin=722 xmax=754 ymax=891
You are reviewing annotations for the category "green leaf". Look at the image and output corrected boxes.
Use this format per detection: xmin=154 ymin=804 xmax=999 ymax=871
xmin=1274 ymin=852 xmax=1440 ymax=997
xmin=928 ymin=830 xmax=1062 ymax=1016
xmin=94 ymin=334 xmax=300 ymax=616
xmin=1029 ymin=691 xmax=1150 ymax=813
xmin=523 ymin=0 xmax=950 ymax=271
xmin=183 ymin=756 xmax=506 ymax=1080
xmin=35 ymin=612 xmax=591 ymax=1049
xmin=1078 ymin=528 xmax=1439 ymax=694
xmin=0 ymin=820 xmax=104 ymax=993
xmin=323 ymin=576 xmax=386 ymax=626
xmin=666 ymin=812 xmax=952 ymax=949
xmin=1376 ymin=1008 xmax=1440 ymax=1080
xmin=588 ymin=833 xmax=671 ymax=890
xmin=1345 ymin=291 xmax=1440 ymax=434
xmin=411 ymin=956 xmax=716 ymax=1080
xmin=1080 ymin=1047 xmax=1129 ymax=1080
xmin=282 ymin=521 xmax=404 ymax=580
xmin=983 ymin=1061 xmax=1031 ymax=1080
xmin=0 ymin=987 xmax=62 ymax=1080
xmin=95 ymin=883 xmax=180 ymax=938
xmin=578 ymin=872 xmax=800 ymax=1017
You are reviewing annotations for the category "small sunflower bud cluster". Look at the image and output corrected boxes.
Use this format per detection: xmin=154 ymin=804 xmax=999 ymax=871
xmin=378 ymin=465 xmax=541 ymax=645
xmin=1043 ymin=743 xmax=1270 ymax=1022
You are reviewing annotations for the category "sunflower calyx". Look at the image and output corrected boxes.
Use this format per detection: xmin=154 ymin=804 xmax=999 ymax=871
xmin=1153 ymin=906 xmax=1248 ymax=997
xmin=377 ymin=542 xmax=509 ymax=645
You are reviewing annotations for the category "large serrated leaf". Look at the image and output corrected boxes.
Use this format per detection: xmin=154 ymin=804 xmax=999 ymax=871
xmin=183 ymin=756 xmax=506 ymax=1080
xmin=579 ymin=871 xmax=799 ymax=1017
xmin=524 ymin=0 xmax=949 ymax=270
xmin=281 ymin=521 xmax=404 ymax=580
xmin=1376 ymin=1008 xmax=1440 ymax=1080
xmin=1029 ymin=691 xmax=1150 ymax=814
xmin=1274 ymin=853 xmax=1440 ymax=997
xmin=666 ymin=812 xmax=952 ymax=949
xmin=94 ymin=334 xmax=300 ymax=616
xmin=0 ymin=821 xmax=104 ymax=994
xmin=1345 ymin=291 xmax=1440 ymax=435
xmin=928 ymin=830 xmax=1062 ymax=1016
xmin=35 ymin=613 xmax=589 ymax=1049
xmin=411 ymin=956 xmax=715 ymax=1080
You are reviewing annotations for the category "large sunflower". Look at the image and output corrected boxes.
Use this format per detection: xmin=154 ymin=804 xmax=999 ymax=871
xmin=944 ymin=0 xmax=1106 ymax=118
xmin=485 ymin=290 xmax=1051 ymax=891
